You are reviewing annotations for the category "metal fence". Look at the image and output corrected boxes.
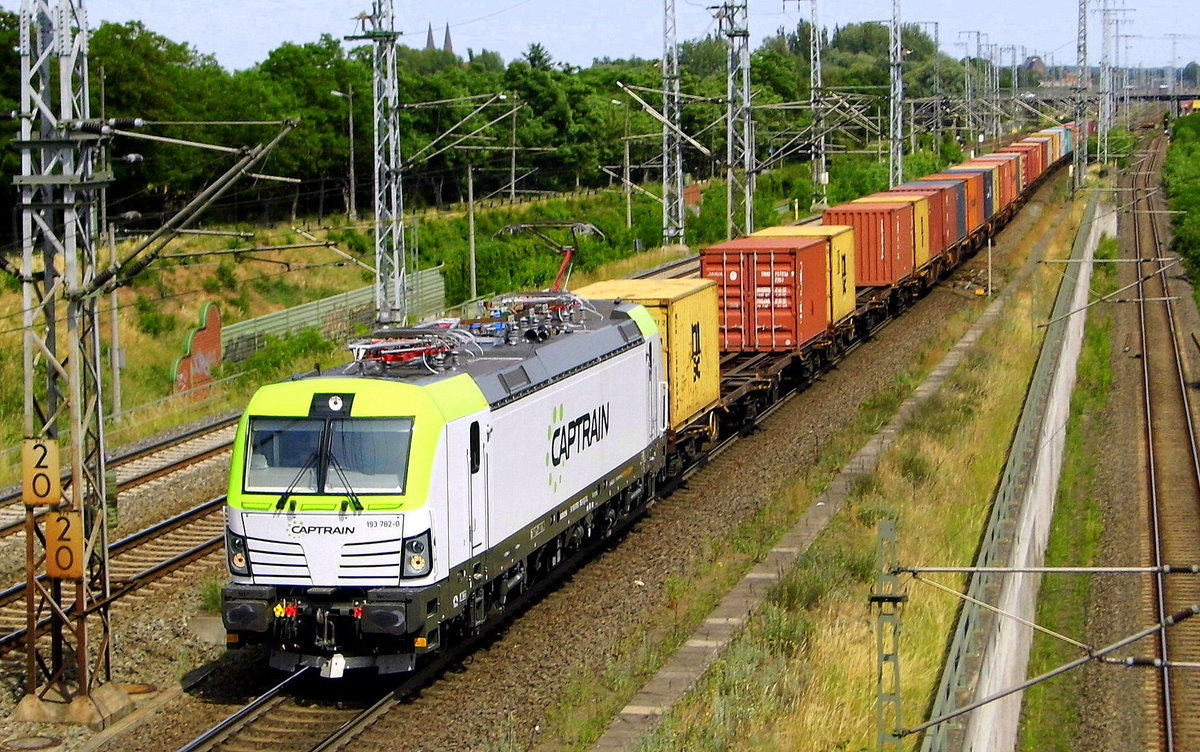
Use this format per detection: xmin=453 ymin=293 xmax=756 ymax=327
xmin=920 ymin=192 xmax=1102 ymax=752
xmin=221 ymin=266 xmax=445 ymax=361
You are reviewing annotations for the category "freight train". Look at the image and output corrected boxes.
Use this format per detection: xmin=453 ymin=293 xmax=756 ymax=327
xmin=221 ymin=124 xmax=1080 ymax=677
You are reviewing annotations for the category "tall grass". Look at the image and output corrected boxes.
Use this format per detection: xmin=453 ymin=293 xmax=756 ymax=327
xmin=626 ymin=195 xmax=1086 ymax=751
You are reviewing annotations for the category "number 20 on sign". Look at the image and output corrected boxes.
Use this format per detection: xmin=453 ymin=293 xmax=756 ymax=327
xmin=22 ymin=439 xmax=83 ymax=580
xmin=21 ymin=438 xmax=60 ymax=508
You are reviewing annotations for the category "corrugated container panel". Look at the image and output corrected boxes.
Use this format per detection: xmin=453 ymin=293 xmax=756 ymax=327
xmin=886 ymin=187 xmax=951 ymax=258
xmin=822 ymin=202 xmax=915 ymax=287
xmin=999 ymin=143 xmax=1044 ymax=182
xmin=909 ymin=179 xmax=967 ymax=244
xmin=972 ymin=155 xmax=1018 ymax=209
xmin=946 ymin=165 xmax=996 ymax=219
xmin=748 ymin=224 xmax=857 ymax=325
xmin=859 ymin=193 xmax=939 ymax=265
xmin=1028 ymin=137 xmax=1054 ymax=172
xmin=922 ymin=172 xmax=983 ymax=235
xmin=993 ymin=149 xmax=1028 ymax=192
xmin=572 ymin=278 xmax=720 ymax=430
xmin=701 ymin=236 xmax=830 ymax=352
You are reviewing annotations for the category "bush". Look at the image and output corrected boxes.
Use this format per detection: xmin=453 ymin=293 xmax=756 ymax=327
xmin=133 ymin=295 xmax=178 ymax=336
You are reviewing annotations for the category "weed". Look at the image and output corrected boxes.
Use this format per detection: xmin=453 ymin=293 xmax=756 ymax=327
xmin=133 ymin=295 xmax=178 ymax=337
xmin=896 ymin=445 xmax=935 ymax=485
xmin=199 ymin=579 xmax=223 ymax=613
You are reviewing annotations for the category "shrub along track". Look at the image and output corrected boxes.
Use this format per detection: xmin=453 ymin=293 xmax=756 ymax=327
xmin=84 ymin=173 xmax=1073 ymax=752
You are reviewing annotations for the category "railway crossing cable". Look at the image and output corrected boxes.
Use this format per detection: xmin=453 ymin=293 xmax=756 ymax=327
xmin=901 ymin=603 xmax=1200 ymax=739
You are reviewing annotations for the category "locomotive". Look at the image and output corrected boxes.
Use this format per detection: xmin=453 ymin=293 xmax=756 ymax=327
xmin=221 ymin=293 xmax=674 ymax=677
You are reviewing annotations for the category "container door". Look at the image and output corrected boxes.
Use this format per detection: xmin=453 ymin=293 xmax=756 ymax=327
xmin=467 ymin=420 xmax=488 ymax=553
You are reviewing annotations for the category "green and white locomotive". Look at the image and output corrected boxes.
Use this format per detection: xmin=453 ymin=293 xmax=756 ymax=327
xmin=221 ymin=293 xmax=665 ymax=676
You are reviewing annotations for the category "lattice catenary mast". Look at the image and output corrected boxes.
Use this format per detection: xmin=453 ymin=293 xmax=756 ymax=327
xmin=662 ymin=0 xmax=685 ymax=246
xmin=349 ymin=1 xmax=407 ymax=324
xmin=1073 ymin=0 xmax=1088 ymax=192
xmin=718 ymin=1 xmax=754 ymax=238
xmin=14 ymin=0 xmax=125 ymax=724
xmin=808 ymin=0 xmax=829 ymax=208
xmin=888 ymin=0 xmax=904 ymax=187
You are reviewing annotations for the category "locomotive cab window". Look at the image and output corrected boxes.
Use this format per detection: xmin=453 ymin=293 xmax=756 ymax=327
xmin=245 ymin=416 xmax=414 ymax=495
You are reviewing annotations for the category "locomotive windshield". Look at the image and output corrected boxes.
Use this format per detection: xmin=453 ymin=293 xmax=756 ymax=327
xmin=245 ymin=417 xmax=414 ymax=495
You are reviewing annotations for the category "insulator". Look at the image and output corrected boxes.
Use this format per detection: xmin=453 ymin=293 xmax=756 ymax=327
xmin=76 ymin=121 xmax=110 ymax=134
xmin=106 ymin=117 xmax=145 ymax=128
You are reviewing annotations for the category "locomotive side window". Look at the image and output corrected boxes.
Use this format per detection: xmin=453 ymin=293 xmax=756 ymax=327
xmin=245 ymin=418 xmax=322 ymax=492
xmin=326 ymin=418 xmax=413 ymax=493
xmin=469 ymin=421 xmax=481 ymax=474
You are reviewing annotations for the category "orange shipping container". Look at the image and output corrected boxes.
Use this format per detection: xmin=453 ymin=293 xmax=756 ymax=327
xmin=748 ymin=224 xmax=857 ymax=326
xmin=922 ymin=171 xmax=985 ymax=235
xmin=853 ymin=195 xmax=931 ymax=268
xmin=701 ymin=236 xmax=831 ymax=352
xmin=822 ymin=202 xmax=915 ymax=287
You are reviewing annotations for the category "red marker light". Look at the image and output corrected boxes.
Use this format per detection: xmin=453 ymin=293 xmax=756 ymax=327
xmin=353 ymin=606 xmax=363 ymax=619
xmin=284 ymin=604 xmax=298 ymax=618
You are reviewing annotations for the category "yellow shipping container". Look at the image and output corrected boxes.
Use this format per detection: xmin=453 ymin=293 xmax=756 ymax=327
xmin=573 ymin=278 xmax=720 ymax=431
xmin=853 ymin=194 xmax=931 ymax=268
xmin=749 ymin=224 xmax=856 ymax=326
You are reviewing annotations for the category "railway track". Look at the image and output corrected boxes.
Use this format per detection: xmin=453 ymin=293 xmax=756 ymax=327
xmin=0 ymin=497 xmax=226 ymax=655
xmin=0 ymin=415 xmax=238 ymax=540
xmin=1128 ymin=134 xmax=1200 ymax=752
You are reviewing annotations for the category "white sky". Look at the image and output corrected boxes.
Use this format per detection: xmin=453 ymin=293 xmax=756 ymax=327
xmin=1 ymin=0 xmax=1196 ymax=73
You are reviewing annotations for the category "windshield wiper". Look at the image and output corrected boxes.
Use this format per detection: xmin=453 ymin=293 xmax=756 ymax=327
xmin=276 ymin=452 xmax=318 ymax=511
xmin=327 ymin=452 xmax=364 ymax=512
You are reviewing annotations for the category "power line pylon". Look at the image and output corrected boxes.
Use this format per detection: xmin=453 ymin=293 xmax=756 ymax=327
xmin=808 ymin=0 xmax=829 ymax=209
xmin=14 ymin=0 xmax=130 ymax=725
xmin=888 ymin=0 xmax=904 ymax=187
xmin=349 ymin=1 xmax=406 ymax=324
xmin=1073 ymin=0 xmax=1088 ymax=193
xmin=662 ymin=0 xmax=685 ymax=246
xmin=718 ymin=2 xmax=754 ymax=238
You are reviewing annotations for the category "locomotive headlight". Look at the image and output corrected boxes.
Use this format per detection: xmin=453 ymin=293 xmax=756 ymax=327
xmin=402 ymin=531 xmax=432 ymax=578
xmin=226 ymin=531 xmax=251 ymax=575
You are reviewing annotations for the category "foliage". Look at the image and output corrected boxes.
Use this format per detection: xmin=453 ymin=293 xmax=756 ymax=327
xmin=133 ymin=295 xmax=178 ymax=336
xmin=1164 ymin=114 xmax=1200 ymax=274
xmin=216 ymin=327 xmax=337 ymax=384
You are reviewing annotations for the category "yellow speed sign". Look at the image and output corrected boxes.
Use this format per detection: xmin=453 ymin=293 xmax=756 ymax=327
xmin=22 ymin=439 xmax=61 ymax=508
xmin=45 ymin=511 xmax=84 ymax=580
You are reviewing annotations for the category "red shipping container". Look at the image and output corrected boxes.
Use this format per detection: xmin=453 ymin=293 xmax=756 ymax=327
xmin=971 ymin=155 xmax=1018 ymax=209
xmin=1000 ymin=142 xmax=1044 ymax=182
xmin=922 ymin=171 xmax=985 ymax=235
xmin=994 ymin=148 xmax=1029 ymax=191
xmin=701 ymin=236 xmax=830 ymax=352
xmin=823 ymin=202 xmax=915 ymax=287
xmin=883 ymin=186 xmax=950 ymax=260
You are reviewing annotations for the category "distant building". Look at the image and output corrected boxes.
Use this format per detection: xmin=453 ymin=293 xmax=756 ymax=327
xmin=443 ymin=24 xmax=454 ymax=56
xmin=425 ymin=23 xmax=436 ymax=51
xmin=1024 ymin=56 xmax=1047 ymax=75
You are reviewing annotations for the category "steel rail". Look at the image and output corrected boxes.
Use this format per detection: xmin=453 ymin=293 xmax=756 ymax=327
xmin=0 ymin=415 xmax=238 ymax=540
xmin=0 ymin=497 xmax=226 ymax=653
xmin=1132 ymin=133 xmax=1200 ymax=752
xmin=175 ymin=668 xmax=312 ymax=752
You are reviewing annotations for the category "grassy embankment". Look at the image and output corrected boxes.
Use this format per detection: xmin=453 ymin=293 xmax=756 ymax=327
xmin=534 ymin=184 xmax=1087 ymax=751
xmin=1015 ymin=234 xmax=1118 ymax=751
xmin=1162 ymin=113 xmax=1200 ymax=307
